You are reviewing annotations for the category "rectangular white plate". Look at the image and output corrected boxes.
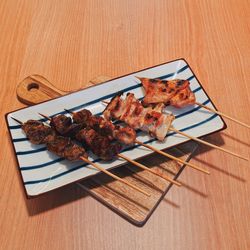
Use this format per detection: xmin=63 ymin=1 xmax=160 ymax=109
xmin=6 ymin=58 xmax=226 ymax=197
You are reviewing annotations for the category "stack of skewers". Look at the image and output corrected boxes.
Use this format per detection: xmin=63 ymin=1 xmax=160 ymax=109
xmin=12 ymin=77 xmax=249 ymax=197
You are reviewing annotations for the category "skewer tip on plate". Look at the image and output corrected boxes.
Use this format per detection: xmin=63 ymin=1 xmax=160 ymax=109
xmin=38 ymin=113 xmax=50 ymax=120
xmin=64 ymin=108 xmax=73 ymax=114
xmin=133 ymin=76 xmax=142 ymax=83
xmin=11 ymin=117 xmax=23 ymax=125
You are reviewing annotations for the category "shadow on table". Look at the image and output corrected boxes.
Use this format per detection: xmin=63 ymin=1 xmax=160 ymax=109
xmin=192 ymin=133 xmax=246 ymax=183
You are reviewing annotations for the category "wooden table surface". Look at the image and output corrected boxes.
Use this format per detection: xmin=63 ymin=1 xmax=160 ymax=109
xmin=0 ymin=0 xmax=249 ymax=249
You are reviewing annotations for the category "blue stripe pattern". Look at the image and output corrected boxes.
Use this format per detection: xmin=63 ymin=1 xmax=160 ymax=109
xmin=17 ymin=147 xmax=47 ymax=155
xmin=8 ymin=62 xmax=223 ymax=188
xmin=20 ymin=158 xmax=64 ymax=170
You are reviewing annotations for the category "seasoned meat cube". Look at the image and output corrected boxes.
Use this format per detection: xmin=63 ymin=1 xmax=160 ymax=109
xmin=76 ymin=128 xmax=122 ymax=160
xmin=22 ymin=120 xmax=56 ymax=144
xmin=47 ymin=136 xmax=87 ymax=161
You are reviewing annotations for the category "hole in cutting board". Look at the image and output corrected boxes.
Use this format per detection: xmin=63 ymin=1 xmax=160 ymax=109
xmin=27 ymin=82 xmax=39 ymax=91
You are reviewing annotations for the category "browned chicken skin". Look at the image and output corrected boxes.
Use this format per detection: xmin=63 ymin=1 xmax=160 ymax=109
xmin=139 ymin=77 xmax=196 ymax=108
xmin=103 ymin=93 xmax=175 ymax=141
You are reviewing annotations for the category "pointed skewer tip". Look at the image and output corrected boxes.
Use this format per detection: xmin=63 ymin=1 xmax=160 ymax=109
xmin=64 ymin=108 xmax=73 ymax=114
xmin=38 ymin=113 xmax=50 ymax=120
xmin=11 ymin=117 xmax=23 ymax=125
xmin=133 ymin=76 xmax=143 ymax=83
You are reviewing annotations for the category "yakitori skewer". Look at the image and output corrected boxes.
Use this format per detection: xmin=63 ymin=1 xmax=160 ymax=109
xmin=138 ymin=77 xmax=250 ymax=129
xmin=39 ymin=113 xmax=182 ymax=186
xmin=62 ymin=108 xmax=210 ymax=175
xmin=102 ymin=93 xmax=248 ymax=161
xmin=11 ymin=117 xmax=150 ymax=196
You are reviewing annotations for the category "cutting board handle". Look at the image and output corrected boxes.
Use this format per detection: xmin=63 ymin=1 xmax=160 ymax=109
xmin=16 ymin=74 xmax=112 ymax=105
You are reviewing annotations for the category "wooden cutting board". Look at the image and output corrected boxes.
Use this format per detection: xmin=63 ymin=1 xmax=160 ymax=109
xmin=16 ymin=74 xmax=198 ymax=226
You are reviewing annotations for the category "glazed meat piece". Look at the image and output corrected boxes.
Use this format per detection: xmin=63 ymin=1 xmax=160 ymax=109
xmin=50 ymin=115 xmax=72 ymax=134
xmin=169 ymin=86 xmax=196 ymax=108
xmin=76 ymin=128 xmax=122 ymax=161
xmin=47 ymin=136 xmax=87 ymax=161
xmin=72 ymin=109 xmax=92 ymax=126
xmin=22 ymin=120 xmax=56 ymax=144
xmin=20 ymin=119 xmax=88 ymax=161
xmin=139 ymin=77 xmax=196 ymax=108
xmin=113 ymin=126 xmax=137 ymax=145
xmin=139 ymin=78 xmax=190 ymax=105
xmin=50 ymin=114 xmax=82 ymax=137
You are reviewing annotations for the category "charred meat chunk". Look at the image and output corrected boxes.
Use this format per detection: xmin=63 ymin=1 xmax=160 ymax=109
xmin=50 ymin=115 xmax=82 ymax=137
xmin=76 ymin=128 xmax=122 ymax=161
xmin=47 ymin=136 xmax=87 ymax=161
xmin=22 ymin=120 xmax=56 ymax=144
xmin=72 ymin=109 xmax=92 ymax=126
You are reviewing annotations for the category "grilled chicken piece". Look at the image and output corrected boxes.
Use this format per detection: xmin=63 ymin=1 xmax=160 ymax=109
xmin=139 ymin=78 xmax=189 ymax=105
xmin=139 ymin=77 xmax=196 ymax=108
xmin=112 ymin=126 xmax=136 ymax=145
xmin=22 ymin=120 xmax=56 ymax=144
xmin=103 ymin=95 xmax=126 ymax=122
xmin=103 ymin=93 xmax=175 ymax=141
xmin=169 ymin=86 xmax=196 ymax=108
xmin=47 ymin=136 xmax=87 ymax=161
xmin=76 ymin=128 xmax=122 ymax=160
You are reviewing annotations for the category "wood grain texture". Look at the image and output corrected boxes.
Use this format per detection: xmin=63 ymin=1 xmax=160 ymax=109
xmin=0 ymin=0 xmax=249 ymax=249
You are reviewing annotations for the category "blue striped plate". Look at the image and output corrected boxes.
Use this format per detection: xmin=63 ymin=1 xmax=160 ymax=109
xmin=6 ymin=58 xmax=226 ymax=197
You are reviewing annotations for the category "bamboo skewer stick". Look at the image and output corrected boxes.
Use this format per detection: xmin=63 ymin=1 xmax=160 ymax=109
xmin=39 ymin=113 xmax=181 ymax=186
xmin=63 ymin=109 xmax=210 ymax=175
xmin=169 ymin=127 xmax=248 ymax=161
xmin=117 ymin=153 xmax=181 ymax=186
xmin=11 ymin=117 xmax=150 ymax=197
xmin=195 ymin=101 xmax=250 ymax=129
xmin=134 ymin=140 xmax=209 ymax=174
xmin=79 ymin=156 xmax=150 ymax=196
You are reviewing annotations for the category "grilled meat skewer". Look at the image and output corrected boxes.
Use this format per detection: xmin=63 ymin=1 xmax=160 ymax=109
xmin=22 ymin=120 xmax=56 ymax=144
xmin=103 ymin=93 xmax=248 ymax=161
xmin=48 ymin=114 xmax=122 ymax=160
xmin=60 ymin=110 xmax=210 ymax=174
xmin=13 ymin=117 xmax=150 ymax=196
xmin=21 ymin=120 xmax=88 ymax=161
